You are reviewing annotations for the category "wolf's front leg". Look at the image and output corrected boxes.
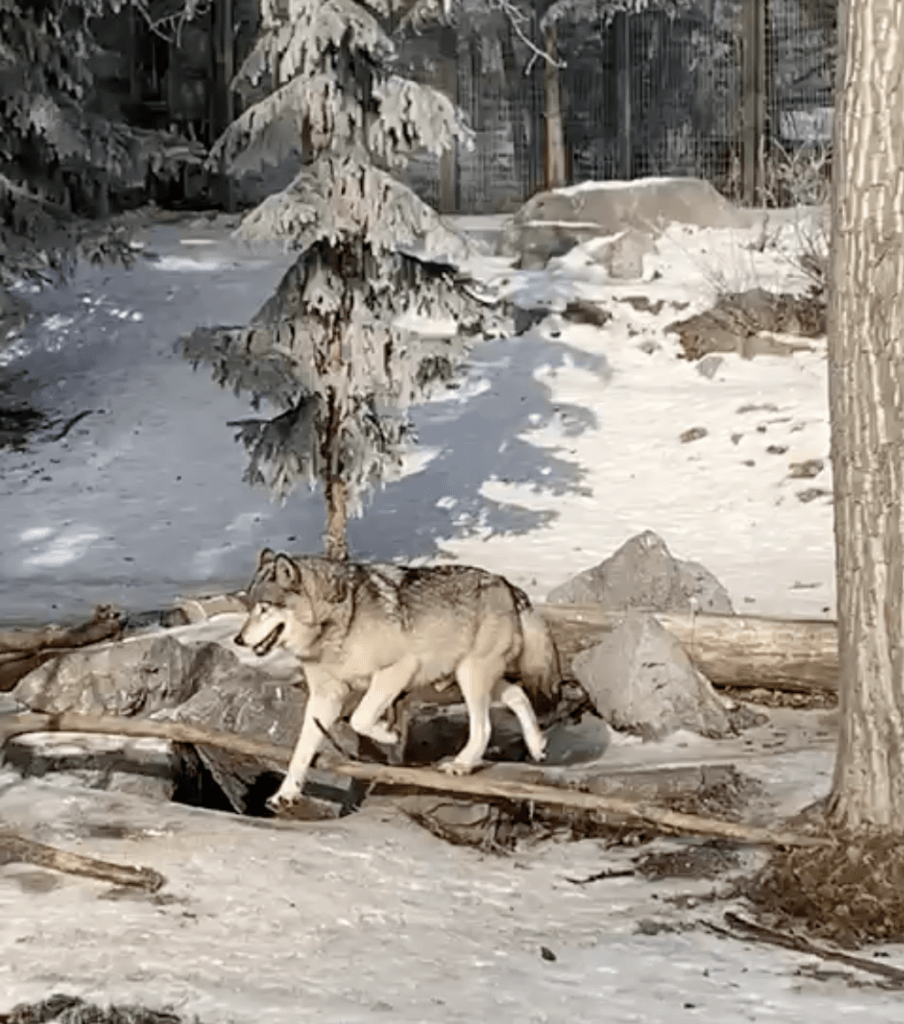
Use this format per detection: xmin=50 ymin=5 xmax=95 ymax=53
xmin=349 ymin=656 xmax=419 ymax=745
xmin=268 ymin=669 xmax=347 ymax=814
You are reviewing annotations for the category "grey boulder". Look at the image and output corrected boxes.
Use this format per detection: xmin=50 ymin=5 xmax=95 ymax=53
xmin=572 ymin=611 xmax=734 ymax=740
xmin=547 ymin=530 xmax=734 ymax=614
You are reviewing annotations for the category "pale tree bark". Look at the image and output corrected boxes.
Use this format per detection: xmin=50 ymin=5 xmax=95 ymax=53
xmin=323 ymin=316 xmax=349 ymax=562
xmin=324 ymin=473 xmax=349 ymax=562
xmin=542 ymin=23 xmax=566 ymax=190
xmin=826 ymin=0 xmax=904 ymax=829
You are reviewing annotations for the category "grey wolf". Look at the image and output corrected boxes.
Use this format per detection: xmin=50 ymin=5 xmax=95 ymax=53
xmin=234 ymin=548 xmax=561 ymax=813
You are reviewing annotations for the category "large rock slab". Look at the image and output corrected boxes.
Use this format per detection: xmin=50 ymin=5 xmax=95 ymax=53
xmin=572 ymin=611 xmax=734 ymax=740
xmin=11 ymin=634 xmax=247 ymax=716
xmin=7 ymin=629 xmax=309 ymax=810
xmin=499 ymin=178 xmax=757 ymax=268
xmin=152 ymin=672 xmax=338 ymax=815
xmin=547 ymin=531 xmax=734 ymax=614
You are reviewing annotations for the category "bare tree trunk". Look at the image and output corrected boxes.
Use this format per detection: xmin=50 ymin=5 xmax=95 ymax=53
xmin=323 ymin=311 xmax=349 ymax=561
xmin=826 ymin=0 xmax=904 ymax=829
xmin=543 ymin=23 xmax=566 ymax=190
xmin=324 ymin=474 xmax=348 ymax=561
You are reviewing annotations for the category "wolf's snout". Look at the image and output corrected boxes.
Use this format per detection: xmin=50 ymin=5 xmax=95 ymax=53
xmin=234 ymin=633 xmax=246 ymax=647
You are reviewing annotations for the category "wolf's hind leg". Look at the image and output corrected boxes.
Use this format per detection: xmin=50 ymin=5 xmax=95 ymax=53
xmin=440 ymin=656 xmax=502 ymax=775
xmin=349 ymin=656 xmax=419 ymax=745
xmin=494 ymin=680 xmax=547 ymax=763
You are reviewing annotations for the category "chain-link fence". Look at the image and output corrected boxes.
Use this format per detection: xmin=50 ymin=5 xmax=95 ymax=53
xmin=404 ymin=0 xmax=836 ymax=214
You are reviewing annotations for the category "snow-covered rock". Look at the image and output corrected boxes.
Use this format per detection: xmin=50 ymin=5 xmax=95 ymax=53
xmin=547 ymin=531 xmax=734 ymax=615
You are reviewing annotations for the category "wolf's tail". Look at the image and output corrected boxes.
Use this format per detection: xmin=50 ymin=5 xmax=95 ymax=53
xmin=516 ymin=605 xmax=561 ymax=713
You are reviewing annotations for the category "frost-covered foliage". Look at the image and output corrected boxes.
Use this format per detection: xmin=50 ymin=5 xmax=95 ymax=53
xmin=181 ymin=0 xmax=504 ymax=558
xmin=0 ymin=0 xmax=202 ymax=287
xmin=541 ymin=0 xmax=693 ymax=31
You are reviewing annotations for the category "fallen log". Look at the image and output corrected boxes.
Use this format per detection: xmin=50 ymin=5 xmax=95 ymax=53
xmin=0 ymin=713 xmax=824 ymax=849
xmin=0 ymin=832 xmax=165 ymax=891
xmin=540 ymin=604 xmax=839 ymax=694
xmin=329 ymin=762 xmax=827 ymax=849
xmin=0 ymin=606 xmax=125 ymax=692
xmin=0 ymin=604 xmax=123 ymax=654
xmin=0 ymin=712 xmax=290 ymax=765
xmin=156 ymin=591 xmax=841 ymax=694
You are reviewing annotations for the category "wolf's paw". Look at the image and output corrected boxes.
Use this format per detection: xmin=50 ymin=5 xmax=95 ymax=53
xmin=438 ymin=759 xmax=479 ymax=777
xmin=528 ymin=737 xmax=548 ymax=763
xmin=266 ymin=786 xmax=302 ymax=815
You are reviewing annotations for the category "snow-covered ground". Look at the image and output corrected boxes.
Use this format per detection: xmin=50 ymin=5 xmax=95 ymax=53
xmin=0 ymin=208 xmax=834 ymax=626
xmin=3 ymin=730 xmax=904 ymax=1023
xmin=2 ymin=205 xmax=877 ymax=1024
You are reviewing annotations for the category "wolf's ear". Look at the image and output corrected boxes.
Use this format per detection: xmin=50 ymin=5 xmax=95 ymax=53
xmin=273 ymin=553 xmax=301 ymax=590
xmin=257 ymin=548 xmax=277 ymax=571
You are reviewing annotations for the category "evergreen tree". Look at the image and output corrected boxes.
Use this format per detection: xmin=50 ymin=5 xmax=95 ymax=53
xmin=0 ymin=0 xmax=201 ymax=289
xmin=180 ymin=0 xmax=504 ymax=561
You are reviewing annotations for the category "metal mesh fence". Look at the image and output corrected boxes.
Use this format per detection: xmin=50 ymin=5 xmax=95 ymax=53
xmin=403 ymin=0 xmax=837 ymax=215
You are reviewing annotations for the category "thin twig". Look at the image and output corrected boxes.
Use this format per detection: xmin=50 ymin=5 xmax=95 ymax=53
xmin=50 ymin=409 xmax=93 ymax=442
xmin=488 ymin=0 xmax=565 ymax=71
xmin=566 ymin=868 xmax=636 ymax=885
xmin=704 ymin=912 xmax=904 ymax=988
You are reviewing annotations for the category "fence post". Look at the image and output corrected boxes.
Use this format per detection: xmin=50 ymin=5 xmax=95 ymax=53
xmin=214 ymin=0 xmax=236 ymax=211
xmin=438 ymin=24 xmax=459 ymax=214
xmin=615 ymin=12 xmax=632 ymax=179
xmin=741 ymin=0 xmax=767 ymax=204
xmin=543 ymin=22 xmax=567 ymax=189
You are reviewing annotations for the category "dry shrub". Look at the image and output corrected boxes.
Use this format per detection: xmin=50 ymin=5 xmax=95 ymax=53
xmin=0 ymin=996 xmax=188 ymax=1024
xmin=744 ymin=828 xmax=904 ymax=947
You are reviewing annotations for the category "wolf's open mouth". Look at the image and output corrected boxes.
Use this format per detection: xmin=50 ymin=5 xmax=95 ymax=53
xmin=253 ymin=623 xmax=285 ymax=657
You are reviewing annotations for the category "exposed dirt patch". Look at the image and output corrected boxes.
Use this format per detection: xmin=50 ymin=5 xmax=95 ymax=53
xmin=667 ymin=288 xmax=826 ymax=361
xmin=635 ymin=918 xmax=697 ymax=936
xmin=562 ymin=299 xmax=612 ymax=328
xmin=664 ymin=765 xmax=763 ymax=823
xmin=0 ymin=406 xmax=47 ymax=451
xmin=616 ymin=295 xmax=668 ymax=315
xmin=635 ymin=841 xmax=741 ymax=881
xmin=744 ymin=827 xmax=904 ymax=947
xmin=723 ymin=686 xmax=837 ymax=710
xmin=788 ymin=458 xmax=825 ymax=480
xmin=797 ymin=487 xmax=832 ymax=504
xmin=0 ymin=289 xmax=30 ymax=344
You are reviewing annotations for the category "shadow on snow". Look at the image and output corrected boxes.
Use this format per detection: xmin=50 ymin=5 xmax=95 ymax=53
xmin=348 ymin=327 xmax=610 ymax=563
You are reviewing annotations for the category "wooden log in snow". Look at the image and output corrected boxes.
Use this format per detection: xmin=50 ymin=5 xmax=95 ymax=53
xmin=331 ymin=762 xmax=826 ymax=849
xmin=540 ymin=604 xmax=839 ymax=694
xmin=0 ymin=832 xmax=165 ymax=891
xmin=0 ymin=607 xmax=126 ymax=693
xmin=139 ymin=591 xmax=841 ymax=695
xmin=0 ymin=712 xmax=822 ymax=848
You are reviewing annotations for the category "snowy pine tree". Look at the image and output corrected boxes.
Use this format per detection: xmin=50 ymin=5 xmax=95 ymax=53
xmin=179 ymin=0 xmax=504 ymax=560
xmin=0 ymin=0 xmax=202 ymax=289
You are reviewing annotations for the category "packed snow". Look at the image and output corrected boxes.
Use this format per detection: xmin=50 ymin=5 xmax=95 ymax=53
xmin=0 ymin=205 xmax=874 ymax=1024
xmin=0 ymin=208 xmax=835 ymax=626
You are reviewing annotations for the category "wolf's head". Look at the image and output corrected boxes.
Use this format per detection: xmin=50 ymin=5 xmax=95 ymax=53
xmin=234 ymin=548 xmax=350 ymax=658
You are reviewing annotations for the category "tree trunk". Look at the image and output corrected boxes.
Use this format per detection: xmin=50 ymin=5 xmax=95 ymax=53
xmin=543 ymin=23 xmax=566 ymax=190
xmin=324 ymin=475 xmax=348 ymax=561
xmin=826 ymin=0 xmax=904 ymax=829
